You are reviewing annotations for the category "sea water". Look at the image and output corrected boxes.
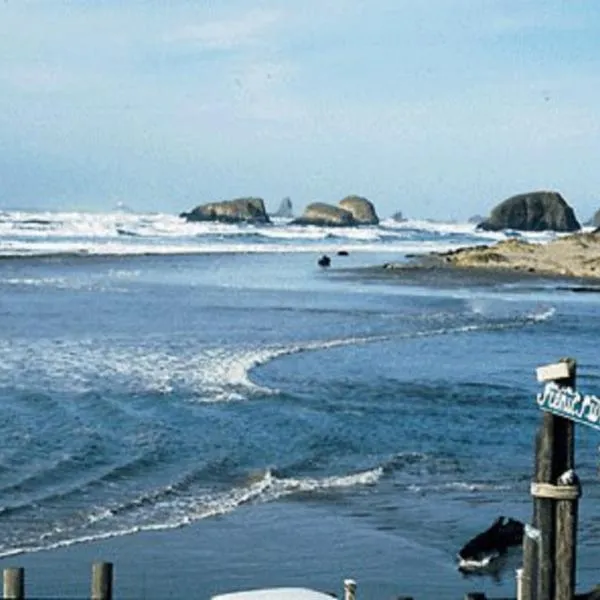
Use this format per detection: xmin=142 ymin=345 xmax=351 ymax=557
xmin=0 ymin=211 xmax=598 ymax=599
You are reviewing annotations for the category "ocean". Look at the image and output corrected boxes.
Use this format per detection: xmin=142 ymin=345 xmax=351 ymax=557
xmin=0 ymin=210 xmax=598 ymax=599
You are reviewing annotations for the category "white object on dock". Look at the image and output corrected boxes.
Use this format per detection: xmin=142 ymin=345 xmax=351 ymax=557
xmin=212 ymin=588 xmax=336 ymax=600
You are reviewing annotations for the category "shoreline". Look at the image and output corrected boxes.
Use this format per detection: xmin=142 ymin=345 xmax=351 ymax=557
xmin=418 ymin=232 xmax=600 ymax=281
xmin=339 ymin=231 xmax=600 ymax=286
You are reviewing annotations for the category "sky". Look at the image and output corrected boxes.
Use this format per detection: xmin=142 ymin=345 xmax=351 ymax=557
xmin=1 ymin=1 xmax=599 ymax=221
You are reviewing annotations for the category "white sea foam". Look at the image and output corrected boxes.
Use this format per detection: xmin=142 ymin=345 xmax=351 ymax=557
xmin=407 ymin=481 xmax=512 ymax=493
xmin=527 ymin=306 xmax=555 ymax=322
xmin=0 ymin=334 xmax=389 ymax=402
xmin=0 ymin=310 xmax=549 ymax=402
xmin=0 ymin=208 xmax=559 ymax=259
xmin=0 ymin=466 xmax=384 ymax=558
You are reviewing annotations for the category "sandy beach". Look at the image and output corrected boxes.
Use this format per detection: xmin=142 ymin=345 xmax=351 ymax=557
xmin=417 ymin=231 xmax=600 ymax=281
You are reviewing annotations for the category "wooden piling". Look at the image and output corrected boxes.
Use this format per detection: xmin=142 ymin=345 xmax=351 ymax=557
xmin=3 ymin=567 xmax=24 ymax=600
xmin=521 ymin=531 xmax=537 ymax=600
xmin=555 ymin=472 xmax=580 ymax=600
xmin=343 ymin=579 xmax=356 ymax=600
xmin=532 ymin=358 xmax=578 ymax=600
xmin=91 ymin=561 xmax=113 ymax=600
xmin=534 ymin=411 xmax=557 ymax=600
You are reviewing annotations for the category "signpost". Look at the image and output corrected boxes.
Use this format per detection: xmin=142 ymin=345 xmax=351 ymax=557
xmin=522 ymin=359 xmax=599 ymax=600
xmin=536 ymin=382 xmax=600 ymax=432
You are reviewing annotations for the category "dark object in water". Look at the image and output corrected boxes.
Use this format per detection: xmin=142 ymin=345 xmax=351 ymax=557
xmin=457 ymin=516 xmax=524 ymax=573
xmin=337 ymin=250 xmax=349 ymax=256
xmin=318 ymin=255 xmax=331 ymax=268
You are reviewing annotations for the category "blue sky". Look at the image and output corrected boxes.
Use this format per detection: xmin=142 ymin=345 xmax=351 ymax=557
xmin=1 ymin=1 xmax=599 ymax=221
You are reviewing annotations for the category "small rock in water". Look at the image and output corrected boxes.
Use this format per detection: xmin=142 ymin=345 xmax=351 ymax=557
xmin=318 ymin=255 xmax=331 ymax=268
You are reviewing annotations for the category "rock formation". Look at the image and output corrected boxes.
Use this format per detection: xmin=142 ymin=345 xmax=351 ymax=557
xmin=291 ymin=202 xmax=356 ymax=227
xmin=272 ymin=197 xmax=293 ymax=218
xmin=435 ymin=231 xmax=600 ymax=279
xmin=585 ymin=208 xmax=600 ymax=228
xmin=477 ymin=191 xmax=580 ymax=232
xmin=292 ymin=195 xmax=378 ymax=227
xmin=338 ymin=195 xmax=379 ymax=225
xmin=180 ymin=197 xmax=271 ymax=224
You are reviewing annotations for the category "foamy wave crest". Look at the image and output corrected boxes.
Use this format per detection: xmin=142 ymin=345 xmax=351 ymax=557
xmin=527 ymin=306 xmax=555 ymax=322
xmin=0 ymin=466 xmax=383 ymax=558
xmin=0 ymin=334 xmax=388 ymax=402
xmin=0 ymin=209 xmax=486 ymax=258
xmin=407 ymin=481 xmax=512 ymax=494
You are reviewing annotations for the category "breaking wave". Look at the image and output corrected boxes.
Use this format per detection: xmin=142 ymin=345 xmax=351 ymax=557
xmin=0 ymin=466 xmax=383 ymax=558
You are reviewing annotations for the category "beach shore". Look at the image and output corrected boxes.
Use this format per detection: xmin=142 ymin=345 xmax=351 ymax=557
xmin=387 ymin=231 xmax=600 ymax=282
xmin=0 ymin=502 xmax=479 ymax=600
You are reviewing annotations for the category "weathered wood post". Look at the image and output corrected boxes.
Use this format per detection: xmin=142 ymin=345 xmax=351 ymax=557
xmin=532 ymin=359 xmax=581 ymax=600
xmin=343 ymin=578 xmax=356 ymax=600
xmin=3 ymin=567 xmax=24 ymax=600
xmin=521 ymin=526 xmax=539 ymax=600
xmin=91 ymin=561 xmax=113 ymax=600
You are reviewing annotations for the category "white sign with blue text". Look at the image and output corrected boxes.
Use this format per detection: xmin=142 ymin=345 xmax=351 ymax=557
xmin=537 ymin=382 xmax=600 ymax=431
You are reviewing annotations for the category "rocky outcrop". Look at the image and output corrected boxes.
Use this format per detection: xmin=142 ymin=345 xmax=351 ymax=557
xmin=180 ymin=197 xmax=271 ymax=224
xmin=391 ymin=211 xmax=406 ymax=222
xmin=338 ymin=195 xmax=379 ymax=225
xmin=585 ymin=209 xmax=600 ymax=228
xmin=272 ymin=197 xmax=293 ymax=218
xmin=435 ymin=231 xmax=600 ymax=279
xmin=478 ymin=191 xmax=580 ymax=232
xmin=292 ymin=195 xmax=378 ymax=227
xmin=291 ymin=202 xmax=356 ymax=226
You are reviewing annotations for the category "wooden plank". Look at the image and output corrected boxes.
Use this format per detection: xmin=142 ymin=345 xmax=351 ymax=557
xmin=536 ymin=362 xmax=571 ymax=383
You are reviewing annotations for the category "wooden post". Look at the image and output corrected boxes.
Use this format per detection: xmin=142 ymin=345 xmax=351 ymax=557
xmin=534 ymin=411 xmax=557 ymax=600
xmin=553 ymin=359 xmax=577 ymax=600
xmin=343 ymin=579 xmax=356 ymax=600
xmin=533 ymin=358 xmax=577 ymax=600
xmin=555 ymin=470 xmax=579 ymax=600
xmin=3 ymin=567 xmax=24 ymax=600
xmin=521 ymin=530 xmax=538 ymax=600
xmin=91 ymin=561 xmax=113 ymax=600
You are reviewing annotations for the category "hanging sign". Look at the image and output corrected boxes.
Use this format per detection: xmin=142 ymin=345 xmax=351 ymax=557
xmin=537 ymin=382 xmax=600 ymax=431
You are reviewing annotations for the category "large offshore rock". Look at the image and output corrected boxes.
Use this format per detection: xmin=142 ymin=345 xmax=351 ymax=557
xmin=180 ymin=197 xmax=271 ymax=224
xmin=478 ymin=191 xmax=580 ymax=232
xmin=338 ymin=195 xmax=379 ymax=225
xmin=272 ymin=197 xmax=293 ymax=218
xmin=291 ymin=202 xmax=356 ymax=226
xmin=585 ymin=208 xmax=600 ymax=228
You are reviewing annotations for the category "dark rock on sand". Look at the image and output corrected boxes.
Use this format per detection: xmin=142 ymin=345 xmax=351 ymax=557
xmin=181 ymin=197 xmax=271 ymax=224
xmin=477 ymin=191 xmax=581 ymax=232
xmin=457 ymin=516 xmax=524 ymax=573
